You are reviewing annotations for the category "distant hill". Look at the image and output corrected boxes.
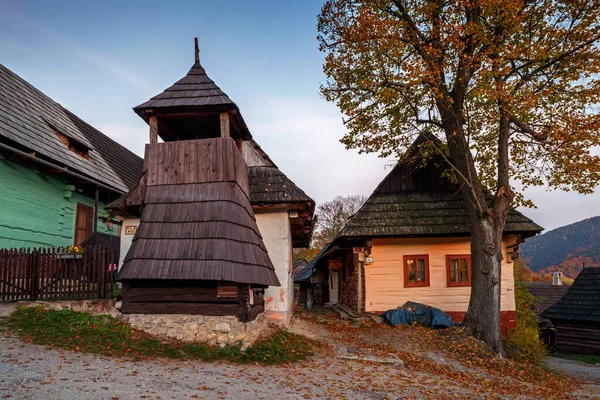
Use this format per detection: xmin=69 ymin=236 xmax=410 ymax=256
xmin=520 ymin=216 xmax=600 ymax=279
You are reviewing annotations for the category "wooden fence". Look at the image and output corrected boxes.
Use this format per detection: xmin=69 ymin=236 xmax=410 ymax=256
xmin=0 ymin=245 xmax=116 ymax=302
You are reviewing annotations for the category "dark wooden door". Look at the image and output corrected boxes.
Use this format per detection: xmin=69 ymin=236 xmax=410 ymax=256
xmin=74 ymin=203 xmax=93 ymax=245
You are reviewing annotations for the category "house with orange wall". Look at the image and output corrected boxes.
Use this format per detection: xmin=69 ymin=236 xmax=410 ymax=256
xmin=305 ymin=135 xmax=542 ymax=333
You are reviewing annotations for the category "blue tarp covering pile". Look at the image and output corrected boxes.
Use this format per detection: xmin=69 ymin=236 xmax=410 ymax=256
xmin=381 ymin=301 xmax=454 ymax=328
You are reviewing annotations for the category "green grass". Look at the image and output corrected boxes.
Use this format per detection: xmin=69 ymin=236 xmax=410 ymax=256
xmin=553 ymin=353 xmax=600 ymax=365
xmin=1 ymin=306 xmax=314 ymax=365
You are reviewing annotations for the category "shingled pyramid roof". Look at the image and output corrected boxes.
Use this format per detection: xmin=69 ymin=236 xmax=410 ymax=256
xmin=133 ymin=39 xmax=251 ymax=141
xmin=133 ymin=62 xmax=235 ymax=111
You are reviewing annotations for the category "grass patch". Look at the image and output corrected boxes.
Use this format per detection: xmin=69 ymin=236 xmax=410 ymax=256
xmin=2 ymin=306 xmax=314 ymax=364
xmin=553 ymin=353 xmax=600 ymax=365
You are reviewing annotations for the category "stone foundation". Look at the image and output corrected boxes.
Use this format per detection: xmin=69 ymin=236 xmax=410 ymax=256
xmin=18 ymin=299 xmax=118 ymax=316
xmin=116 ymin=313 xmax=268 ymax=348
xmin=17 ymin=300 xmax=269 ymax=348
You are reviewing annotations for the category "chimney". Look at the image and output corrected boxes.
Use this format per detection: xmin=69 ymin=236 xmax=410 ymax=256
xmin=552 ymin=271 xmax=563 ymax=285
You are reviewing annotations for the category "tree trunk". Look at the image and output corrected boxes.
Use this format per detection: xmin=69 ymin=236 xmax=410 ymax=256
xmin=463 ymin=214 xmax=505 ymax=355
xmin=437 ymin=98 xmax=508 ymax=355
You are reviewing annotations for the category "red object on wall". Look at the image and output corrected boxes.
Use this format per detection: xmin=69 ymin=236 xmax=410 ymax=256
xmin=445 ymin=311 xmax=517 ymax=336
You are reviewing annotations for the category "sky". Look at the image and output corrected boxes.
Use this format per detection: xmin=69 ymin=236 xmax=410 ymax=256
xmin=1 ymin=0 xmax=598 ymax=232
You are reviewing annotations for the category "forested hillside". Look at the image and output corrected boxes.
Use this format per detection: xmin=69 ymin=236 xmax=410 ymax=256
xmin=520 ymin=216 xmax=600 ymax=279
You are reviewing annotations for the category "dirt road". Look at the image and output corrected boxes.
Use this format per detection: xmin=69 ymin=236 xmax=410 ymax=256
xmin=1 ymin=310 xmax=599 ymax=399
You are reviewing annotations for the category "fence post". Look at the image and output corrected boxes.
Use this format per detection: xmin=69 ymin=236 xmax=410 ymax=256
xmin=31 ymin=249 xmax=39 ymax=301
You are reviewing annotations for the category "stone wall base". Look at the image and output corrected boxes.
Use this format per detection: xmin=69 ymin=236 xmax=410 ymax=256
xmin=117 ymin=313 xmax=269 ymax=348
xmin=16 ymin=300 xmax=269 ymax=348
xmin=18 ymin=299 xmax=117 ymax=316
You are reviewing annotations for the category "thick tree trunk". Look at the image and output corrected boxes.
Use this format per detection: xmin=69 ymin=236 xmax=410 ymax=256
xmin=437 ymin=99 xmax=510 ymax=355
xmin=463 ymin=215 xmax=505 ymax=355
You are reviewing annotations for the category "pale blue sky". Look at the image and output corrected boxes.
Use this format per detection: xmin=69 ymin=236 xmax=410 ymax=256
xmin=1 ymin=0 xmax=598 ymax=231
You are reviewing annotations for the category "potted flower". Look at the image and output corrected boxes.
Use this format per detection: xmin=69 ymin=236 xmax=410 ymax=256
xmin=58 ymin=245 xmax=84 ymax=259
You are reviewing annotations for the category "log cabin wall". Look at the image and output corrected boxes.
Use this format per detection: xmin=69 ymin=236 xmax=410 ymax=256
xmin=554 ymin=321 xmax=600 ymax=355
xmin=365 ymin=236 xmax=517 ymax=314
xmin=143 ymin=137 xmax=249 ymax=194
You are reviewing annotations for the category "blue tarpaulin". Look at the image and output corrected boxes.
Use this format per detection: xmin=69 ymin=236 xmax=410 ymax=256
xmin=381 ymin=301 xmax=454 ymax=328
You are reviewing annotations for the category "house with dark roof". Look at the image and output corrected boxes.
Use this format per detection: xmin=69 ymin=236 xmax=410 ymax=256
xmin=108 ymin=41 xmax=314 ymax=324
xmin=304 ymin=134 xmax=542 ymax=333
xmin=0 ymin=63 xmax=143 ymax=248
xmin=526 ymin=279 xmax=570 ymax=349
xmin=542 ymin=267 xmax=600 ymax=354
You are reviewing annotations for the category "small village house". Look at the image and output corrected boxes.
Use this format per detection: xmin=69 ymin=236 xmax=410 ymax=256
xmin=542 ymin=267 xmax=600 ymax=355
xmin=0 ymin=63 xmax=142 ymax=249
xmin=304 ymin=135 xmax=542 ymax=333
xmin=110 ymin=40 xmax=314 ymax=324
xmin=526 ymin=274 xmax=570 ymax=349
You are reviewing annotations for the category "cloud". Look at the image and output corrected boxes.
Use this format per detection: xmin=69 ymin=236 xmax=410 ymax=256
xmin=243 ymin=97 xmax=393 ymax=205
xmin=0 ymin=9 xmax=151 ymax=91
xmin=96 ymin=123 xmax=147 ymax=157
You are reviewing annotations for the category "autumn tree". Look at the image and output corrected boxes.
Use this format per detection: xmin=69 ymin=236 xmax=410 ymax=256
xmin=318 ymin=0 xmax=600 ymax=353
xmin=313 ymin=195 xmax=367 ymax=248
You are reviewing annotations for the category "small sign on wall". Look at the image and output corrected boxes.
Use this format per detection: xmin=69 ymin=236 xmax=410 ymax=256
xmin=329 ymin=259 xmax=343 ymax=271
xmin=125 ymin=225 xmax=137 ymax=235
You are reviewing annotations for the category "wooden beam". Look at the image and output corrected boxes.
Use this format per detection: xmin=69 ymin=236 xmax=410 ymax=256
xmin=220 ymin=112 xmax=230 ymax=138
xmin=93 ymin=186 xmax=99 ymax=233
xmin=149 ymin=116 xmax=158 ymax=144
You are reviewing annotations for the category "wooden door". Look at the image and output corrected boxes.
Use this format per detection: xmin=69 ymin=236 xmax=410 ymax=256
xmin=74 ymin=203 xmax=93 ymax=245
xmin=329 ymin=271 xmax=339 ymax=304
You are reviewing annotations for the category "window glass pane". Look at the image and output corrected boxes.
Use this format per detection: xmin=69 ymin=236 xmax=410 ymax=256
xmin=460 ymin=258 xmax=469 ymax=282
xmin=417 ymin=259 xmax=425 ymax=282
xmin=451 ymin=259 xmax=459 ymax=282
xmin=407 ymin=259 xmax=416 ymax=282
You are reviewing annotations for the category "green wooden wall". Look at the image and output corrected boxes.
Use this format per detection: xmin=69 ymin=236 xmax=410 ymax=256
xmin=0 ymin=158 xmax=116 ymax=249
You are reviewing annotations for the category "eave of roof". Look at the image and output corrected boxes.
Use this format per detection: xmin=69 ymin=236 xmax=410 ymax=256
xmin=0 ymin=63 xmax=142 ymax=194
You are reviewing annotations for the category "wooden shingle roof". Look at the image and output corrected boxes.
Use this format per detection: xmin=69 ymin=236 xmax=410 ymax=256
xmin=132 ymin=40 xmax=252 ymax=140
xmin=248 ymin=166 xmax=314 ymax=204
xmin=542 ymin=267 xmax=600 ymax=323
xmin=526 ymin=282 xmax=570 ymax=324
xmin=339 ymin=136 xmax=542 ymax=238
xmin=118 ymin=182 xmax=279 ymax=286
xmin=0 ymin=63 xmax=142 ymax=193
xmin=134 ymin=62 xmax=235 ymax=111
xmin=117 ymin=138 xmax=280 ymax=287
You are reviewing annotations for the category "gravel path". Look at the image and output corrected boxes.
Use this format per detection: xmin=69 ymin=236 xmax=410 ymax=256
xmin=0 ymin=333 xmax=429 ymax=400
xmin=2 ymin=312 xmax=600 ymax=399
xmin=544 ymin=356 xmax=600 ymax=381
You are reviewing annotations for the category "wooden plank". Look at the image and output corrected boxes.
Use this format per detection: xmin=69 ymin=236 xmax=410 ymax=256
xmin=100 ymin=245 xmax=107 ymax=299
xmin=17 ymin=249 xmax=25 ymax=300
xmin=184 ymin=138 xmax=196 ymax=184
xmin=166 ymin=142 xmax=175 ymax=185
xmin=121 ymin=301 xmax=240 ymax=315
xmin=156 ymin=143 xmax=168 ymax=186
xmin=146 ymin=144 xmax=159 ymax=186
xmin=149 ymin=116 xmax=158 ymax=144
xmin=219 ymin=112 xmax=230 ymax=138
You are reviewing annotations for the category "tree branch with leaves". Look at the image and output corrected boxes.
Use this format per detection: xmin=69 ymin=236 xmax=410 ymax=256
xmin=318 ymin=0 xmax=600 ymax=354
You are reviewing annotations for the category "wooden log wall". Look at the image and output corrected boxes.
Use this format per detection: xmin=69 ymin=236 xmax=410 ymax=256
xmin=143 ymin=137 xmax=249 ymax=195
xmin=121 ymin=281 xmax=263 ymax=322
xmin=555 ymin=321 xmax=600 ymax=355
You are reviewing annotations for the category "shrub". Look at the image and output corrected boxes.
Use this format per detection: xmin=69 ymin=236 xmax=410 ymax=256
xmin=2 ymin=306 xmax=314 ymax=364
xmin=505 ymin=260 xmax=548 ymax=364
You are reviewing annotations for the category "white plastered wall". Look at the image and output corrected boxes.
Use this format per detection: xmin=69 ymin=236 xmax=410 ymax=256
xmin=255 ymin=211 xmax=293 ymax=325
xmin=118 ymin=217 xmax=140 ymax=270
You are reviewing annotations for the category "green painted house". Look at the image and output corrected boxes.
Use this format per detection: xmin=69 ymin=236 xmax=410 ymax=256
xmin=0 ymin=63 xmax=143 ymax=249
